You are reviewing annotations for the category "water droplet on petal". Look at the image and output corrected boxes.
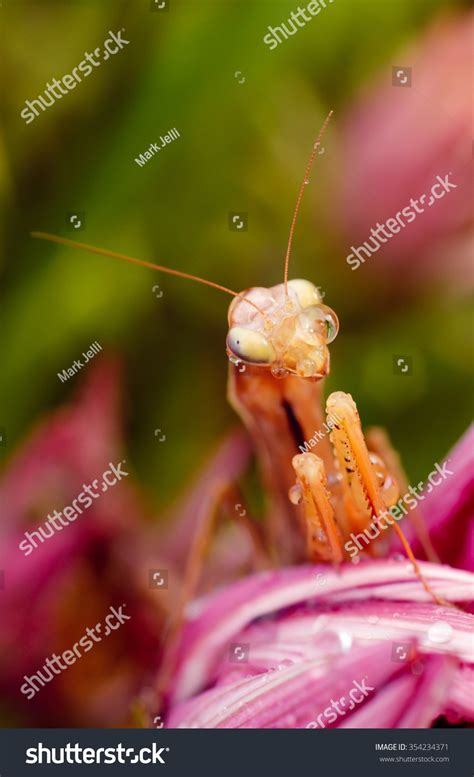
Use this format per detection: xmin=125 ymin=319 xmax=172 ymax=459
xmin=411 ymin=661 xmax=424 ymax=676
xmin=338 ymin=630 xmax=353 ymax=653
xmin=311 ymin=615 xmax=330 ymax=633
xmin=313 ymin=628 xmax=352 ymax=654
xmin=427 ymin=621 xmax=453 ymax=644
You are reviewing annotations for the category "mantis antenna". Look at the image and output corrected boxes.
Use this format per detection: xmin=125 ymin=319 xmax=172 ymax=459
xmin=30 ymin=232 xmax=265 ymax=316
xmin=283 ymin=110 xmax=333 ymax=297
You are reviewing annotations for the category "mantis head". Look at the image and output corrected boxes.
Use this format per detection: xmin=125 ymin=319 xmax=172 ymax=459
xmin=226 ymin=279 xmax=339 ymax=379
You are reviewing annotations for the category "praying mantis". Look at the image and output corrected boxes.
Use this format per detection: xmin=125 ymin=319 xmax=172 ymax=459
xmin=31 ymin=110 xmax=444 ymax=606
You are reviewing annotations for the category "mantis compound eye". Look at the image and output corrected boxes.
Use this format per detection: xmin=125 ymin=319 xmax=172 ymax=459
xmin=287 ymin=279 xmax=323 ymax=308
xmin=226 ymin=326 xmax=276 ymax=365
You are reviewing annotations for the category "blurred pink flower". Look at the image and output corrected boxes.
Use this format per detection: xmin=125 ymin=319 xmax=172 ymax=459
xmin=0 ymin=359 xmax=164 ymax=726
xmin=337 ymin=11 xmax=473 ymax=285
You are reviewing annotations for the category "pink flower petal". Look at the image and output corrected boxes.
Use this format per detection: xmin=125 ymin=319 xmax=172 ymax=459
xmin=445 ymin=665 xmax=474 ymax=721
xmin=168 ymin=643 xmax=399 ymax=728
xmin=392 ymin=426 xmax=474 ymax=571
xmin=339 ymin=673 xmax=417 ymax=728
xmin=395 ymin=655 xmax=458 ymax=727
xmin=168 ymin=561 xmax=473 ymax=703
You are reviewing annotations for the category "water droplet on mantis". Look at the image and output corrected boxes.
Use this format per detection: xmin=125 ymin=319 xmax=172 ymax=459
xmin=271 ymin=365 xmax=289 ymax=379
xmin=289 ymin=484 xmax=303 ymax=505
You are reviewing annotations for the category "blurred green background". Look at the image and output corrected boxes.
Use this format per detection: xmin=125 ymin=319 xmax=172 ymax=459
xmin=1 ymin=0 xmax=472 ymax=510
